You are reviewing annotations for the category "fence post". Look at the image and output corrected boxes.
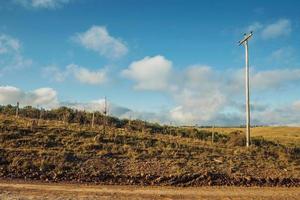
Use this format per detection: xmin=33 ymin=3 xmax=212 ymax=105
xmin=212 ymin=125 xmax=215 ymax=144
xmin=38 ymin=108 xmax=43 ymax=126
xmin=91 ymin=112 xmax=95 ymax=128
xmin=15 ymin=102 xmax=19 ymax=118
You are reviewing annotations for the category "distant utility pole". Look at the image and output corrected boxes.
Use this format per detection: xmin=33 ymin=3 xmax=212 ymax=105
xmin=15 ymin=102 xmax=19 ymax=118
xmin=239 ymin=31 xmax=253 ymax=147
xmin=103 ymin=96 xmax=108 ymax=134
xmin=104 ymin=96 xmax=108 ymax=116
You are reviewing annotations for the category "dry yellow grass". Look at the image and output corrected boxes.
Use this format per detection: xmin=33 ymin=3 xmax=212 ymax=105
xmin=199 ymin=126 xmax=300 ymax=146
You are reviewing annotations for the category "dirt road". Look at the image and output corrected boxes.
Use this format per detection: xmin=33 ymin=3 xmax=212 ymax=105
xmin=0 ymin=180 xmax=299 ymax=200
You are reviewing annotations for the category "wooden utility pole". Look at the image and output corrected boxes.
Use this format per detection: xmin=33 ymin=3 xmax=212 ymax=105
xmin=239 ymin=32 xmax=253 ymax=147
xmin=15 ymin=102 xmax=19 ymax=118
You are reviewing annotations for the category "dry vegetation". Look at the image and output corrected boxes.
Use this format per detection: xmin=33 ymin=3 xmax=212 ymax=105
xmin=0 ymin=105 xmax=299 ymax=186
xmin=199 ymin=126 xmax=300 ymax=147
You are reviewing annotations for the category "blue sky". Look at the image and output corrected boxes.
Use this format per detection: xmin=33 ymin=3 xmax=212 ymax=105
xmin=0 ymin=0 xmax=300 ymax=126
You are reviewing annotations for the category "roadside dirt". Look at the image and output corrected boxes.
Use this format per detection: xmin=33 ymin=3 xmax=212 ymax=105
xmin=0 ymin=180 xmax=299 ymax=200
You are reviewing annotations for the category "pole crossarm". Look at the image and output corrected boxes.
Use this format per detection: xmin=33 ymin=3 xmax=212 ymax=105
xmin=238 ymin=32 xmax=253 ymax=46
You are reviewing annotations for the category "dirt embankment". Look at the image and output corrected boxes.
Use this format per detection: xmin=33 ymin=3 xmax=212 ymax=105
xmin=0 ymin=114 xmax=299 ymax=187
xmin=1 ymin=169 xmax=299 ymax=187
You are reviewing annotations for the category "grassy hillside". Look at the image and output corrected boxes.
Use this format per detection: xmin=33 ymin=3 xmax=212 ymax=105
xmin=199 ymin=127 xmax=300 ymax=147
xmin=0 ymin=110 xmax=299 ymax=186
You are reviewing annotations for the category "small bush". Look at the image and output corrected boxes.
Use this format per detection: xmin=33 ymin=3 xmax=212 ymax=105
xmin=226 ymin=131 xmax=245 ymax=147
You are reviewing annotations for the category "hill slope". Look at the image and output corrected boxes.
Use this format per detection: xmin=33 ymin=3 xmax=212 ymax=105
xmin=0 ymin=112 xmax=299 ymax=186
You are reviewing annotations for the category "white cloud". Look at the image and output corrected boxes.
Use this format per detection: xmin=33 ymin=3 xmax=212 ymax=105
xmin=0 ymin=86 xmax=130 ymax=117
xmin=122 ymin=55 xmax=172 ymax=90
xmin=261 ymin=19 xmax=291 ymax=39
xmin=170 ymin=106 xmax=198 ymax=124
xmin=246 ymin=22 xmax=263 ymax=33
xmin=73 ymin=26 xmax=128 ymax=59
xmin=169 ymin=65 xmax=227 ymax=124
xmin=253 ymin=100 xmax=300 ymax=126
xmin=123 ymin=56 xmax=300 ymax=125
xmin=0 ymin=86 xmax=23 ymax=104
xmin=252 ymin=68 xmax=300 ymax=90
xmin=63 ymin=99 xmax=110 ymax=113
xmin=13 ymin=0 xmax=71 ymax=9
xmin=186 ymin=67 xmax=300 ymax=125
xmin=0 ymin=34 xmax=32 ymax=75
xmin=267 ymin=47 xmax=297 ymax=66
xmin=245 ymin=19 xmax=292 ymax=40
xmin=1 ymin=77 xmax=300 ymax=126
xmin=67 ymin=64 xmax=107 ymax=85
xmin=43 ymin=64 xmax=107 ymax=85
xmin=123 ymin=63 xmax=228 ymax=124
xmin=184 ymin=65 xmax=218 ymax=90
xmin=227 ymin=67 xmax=300 ymax=93
xmin=0 ymin=85 xmax=168 ymax=123
xmin=270 ymin=48 xmax=290 ymax=60
xmin=61 ymin=98 xmax=170 ymax=123
xmin=29 ymin=88 xmax=58 ymax=107
xmin=43 ymin=65 xmax=68 ymax=82
xmin=0 ymin=34 xmax=20 ymax=54
xmin=0 ymin=86 xmax=58 ymax=108
xmin=62 ymin=99 xmax=131 ymax=116
xmin=292 ymin=100 xmax=300 ymax=109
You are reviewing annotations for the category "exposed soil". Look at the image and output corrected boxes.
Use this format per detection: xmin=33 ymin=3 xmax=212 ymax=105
xmin=0 ymin=180 xmax=300 ymax=200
